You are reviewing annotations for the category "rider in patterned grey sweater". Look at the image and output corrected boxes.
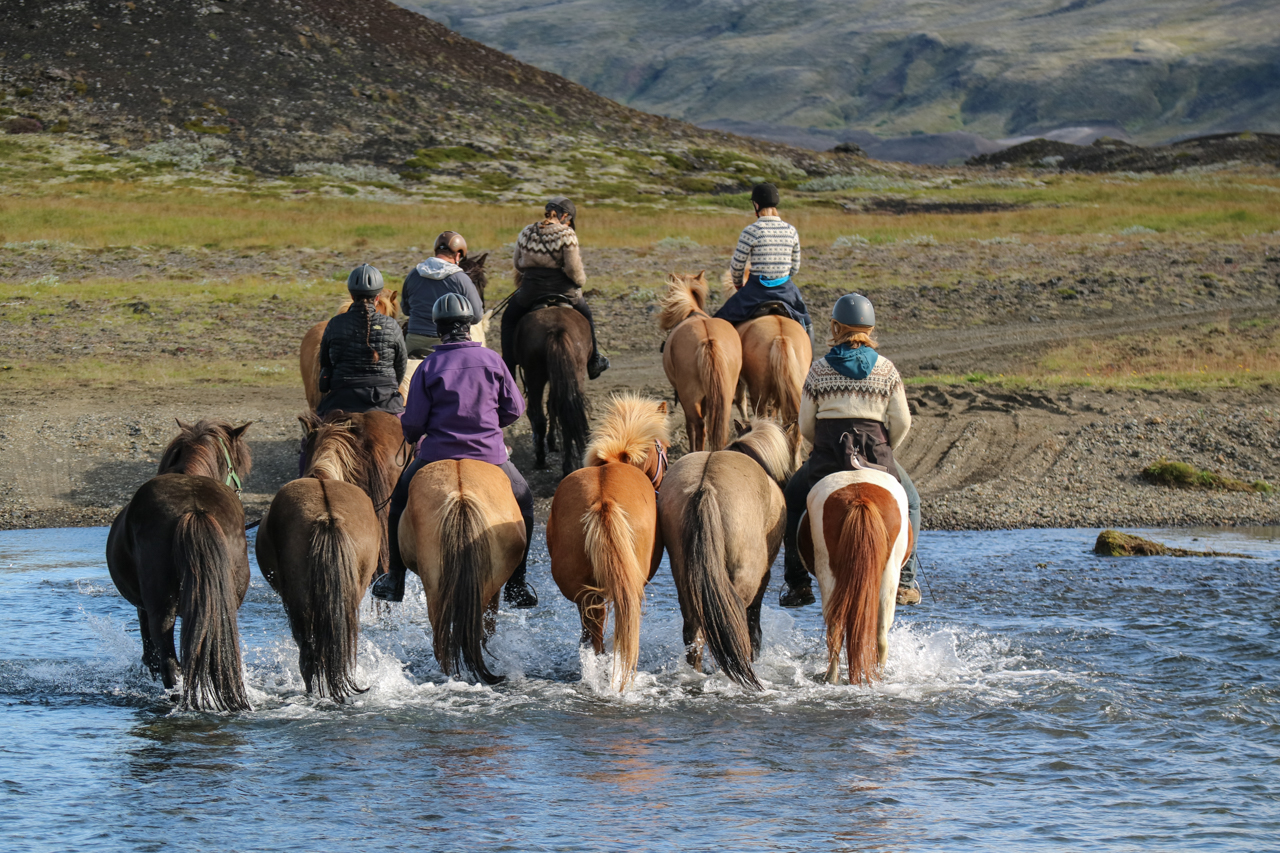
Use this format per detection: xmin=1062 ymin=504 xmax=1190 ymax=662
xmin=713 ymin=183 xmax=812 ymax=332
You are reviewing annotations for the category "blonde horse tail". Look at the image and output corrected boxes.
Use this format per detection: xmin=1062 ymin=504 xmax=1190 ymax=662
xmin=768 ymin=333 xmax=804 ymax=425
xmin=435 ymin=490 xmax=502 ymax=685
xmin=697 ymin=334 xmax=730 ymax=451
xmin=174 ymin=509 xmax=250 ymax=712
xmin=582 ymin=499 xmax=644 ymax=690
xmin=305 ymin=503 xmax=365 ymax=701
xmin=683 ymin=479 xmax=760 ymax=689
xmin=827 ymin=492 xmax=889 ymax=685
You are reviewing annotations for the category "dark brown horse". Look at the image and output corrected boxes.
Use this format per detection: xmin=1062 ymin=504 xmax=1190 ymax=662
xmin=513 ymin=304 xmax=591 ymax=476
xmin=106 ymin=419 xmax=254 ymax=711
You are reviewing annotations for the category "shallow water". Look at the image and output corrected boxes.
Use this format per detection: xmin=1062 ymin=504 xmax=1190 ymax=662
xmin=1 ymin=524 xmax=1278 ymax=852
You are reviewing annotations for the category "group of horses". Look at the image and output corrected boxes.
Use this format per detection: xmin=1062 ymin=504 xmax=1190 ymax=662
xmin=104 ymin=257 xmax=912 ymax=711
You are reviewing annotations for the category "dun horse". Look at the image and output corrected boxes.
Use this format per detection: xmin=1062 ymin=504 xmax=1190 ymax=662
xmin=397 ymin=459 xmax=527 ymax=684
xmin=106 ymin=419 xmax=253 ymax=711
xmin=798 ymin=469 xmax=912 ymax=685
xmin=547 ymin=394 xmax=670 ymax=690
xmin=658 ymin=272 xmax=742 ymax=452
xmin=734 ymin=314 xmax=811 ymax=426
xmin=255 ymin=477 xmax=380 ymax=702
xmin=513 ymin=303 xmax=591 ymax=476
xmin=657 ymin=419 xmax=797 ymax=689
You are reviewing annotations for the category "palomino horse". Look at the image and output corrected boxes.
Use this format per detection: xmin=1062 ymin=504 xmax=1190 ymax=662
xmin=255 ymin=478 xmax=380 ymax=701
xmin=658 ymin=271 xmax=742 ymax=452
xmin=398 ymin=459 xmax=527 ymax=684
xmin=300 ymin=410 xmax=409 ymax=579
xmin=300 ymin=290 xmax=400 ymax=411
xmin=547 ymin=394 xmax=670 ymax=690
xmin=513 ymin=303 xmax=591 ymax=476
xmin=657 ymin=419 xmax=797 ymax=689
xmin=733 ymin=314 xmax=811 ymax=426
xmin=798 ymin=469 xmax=912 ymax=685
xmin=106 ymin=419 xmax=253 ymax=711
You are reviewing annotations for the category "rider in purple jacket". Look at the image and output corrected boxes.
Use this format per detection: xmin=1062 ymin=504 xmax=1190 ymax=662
xmin=371 ymin=293 xmax=538 ymax=608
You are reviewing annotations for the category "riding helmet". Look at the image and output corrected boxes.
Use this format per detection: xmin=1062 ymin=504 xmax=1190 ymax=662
xmin=546 ymin=195 xmax=577 ymax=229
xmin=433 ymin=230 xmax=468 ymax=260
xmin=346 ymin=263 xmax=384 ymax=296
xmin=431 ymin=292 xmax=473 ymax=324
xmin=832 ymin=293 xmax=875 ymax=327
xmin=751 ymin=182 xmax=780 ymax=210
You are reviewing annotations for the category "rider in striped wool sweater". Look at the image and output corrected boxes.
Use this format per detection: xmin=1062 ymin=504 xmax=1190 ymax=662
xmin=713 ymin=183 xmax=812 ymax=333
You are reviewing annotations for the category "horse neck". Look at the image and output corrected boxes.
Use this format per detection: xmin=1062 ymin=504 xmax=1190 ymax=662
xmin=306 ymin=434 xmax=361 ymax=484
xmin=164 ymin=441 xmax=223 ymax=480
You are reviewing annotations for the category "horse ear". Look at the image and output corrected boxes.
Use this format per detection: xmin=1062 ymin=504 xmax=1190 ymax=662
xmin=734 ymin=418 xmax=749 ymax=435
xmin=471 ymin=252 xmax=488 ymax=267
xmin=230 ymin=422 xmax=252 ymax=440
xmin=695 ymin=270 xmax=706 ymax=281
xmin=297 ymin=415 xmax=315 ymax=437
xmin=656 ymin=401 xmax=668 ymax=415
xmin=175 ymin=418 xmax=192 ymax=431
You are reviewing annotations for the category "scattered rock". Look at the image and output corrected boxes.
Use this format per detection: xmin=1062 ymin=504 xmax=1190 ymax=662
xmin=1093 ymin=529 xmax=1251 ymax=558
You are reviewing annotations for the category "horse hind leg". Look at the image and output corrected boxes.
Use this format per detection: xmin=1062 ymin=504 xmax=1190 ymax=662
xmin=528 ymin=379 xmax=549 ymax=469
xmin=577 ymin=595 xmax=606 ymax=655
xmin=682 ymin=618 xmax=704 ymax=673
xmin=824 ymin=628 xmax=843 ymax=685
xmin=746 ymin=570 xmax=769 ymax=659
xmin=148 ymin=607 xmax=181 ymax=691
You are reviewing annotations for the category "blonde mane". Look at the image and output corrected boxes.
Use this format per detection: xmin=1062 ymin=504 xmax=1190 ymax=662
xmin=302 ymin=415 xmax=364 ymax=482
xmin=585 ymin=394 xmax=671 ymax=469
xmin=726 ymin=418 xmax=798 ymax=486
xmin=657 ymin=272 xmax=710 ymax=332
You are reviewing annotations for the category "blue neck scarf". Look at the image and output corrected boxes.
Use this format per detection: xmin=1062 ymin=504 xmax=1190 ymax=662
xmin=825 ymin=343 xmax=878 ymax=379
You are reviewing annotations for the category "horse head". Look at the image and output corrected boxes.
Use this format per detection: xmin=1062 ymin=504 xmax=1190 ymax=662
xmin=298 ymin=412 xmax=362 ymax=483
xmin=376 ymin=289 xmax=400 ymax=318
xmin=159 ymin=419 xmax=253 ymax=488
xmin=725 ymin=418 xmax=798 ymax=489
xmin=462 ymin=252 xmax=489 ymax=302
xmin=585 ymin=395 xmax=671 ymax=490
xmin=657 ymin=271 xmax=710 ymax=331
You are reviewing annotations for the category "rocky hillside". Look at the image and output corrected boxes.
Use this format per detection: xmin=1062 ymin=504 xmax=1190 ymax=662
xmin=0 ymin=0 xmax=851 ymax=178
xmin=407 ymin=0 xmax=1280 ymax=155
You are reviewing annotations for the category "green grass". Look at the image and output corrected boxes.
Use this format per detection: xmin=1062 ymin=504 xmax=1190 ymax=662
xmin=1142 ymin=458 xmax=1273 ymax=493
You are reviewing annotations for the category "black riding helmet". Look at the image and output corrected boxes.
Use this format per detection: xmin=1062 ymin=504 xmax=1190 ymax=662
xmin=751 ymin=182 xmax=780 ymax=210
xmin=833 ymin=293 xmax=875 ymax=327
xmin=545 ymin=195 xmax=576 ymax=230
xmin=347 ymin=263 xmax=384 ymax=296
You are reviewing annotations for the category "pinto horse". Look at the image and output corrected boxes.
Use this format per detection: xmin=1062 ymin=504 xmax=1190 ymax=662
xmin=547 ymin=394 xmax=669 ymax=690
xmin=106 ymin=419 xmax=253 ymax=711
xmin=255 ymin=478 xmax=380 ymax=702
xmin=398 ymin=459 xmax=527 ymax=684
xmin=798 ymin=469 xmax=912 ymax=685
xmin=513 ymin=303 xmax=591 ymax=476
xmin=657 ymin=419 xmax=797 ymax=689
xmin=658 ymin=272 xmax=742 ymax=452
xmin=299 ymin=290 xmax=400 ymax=412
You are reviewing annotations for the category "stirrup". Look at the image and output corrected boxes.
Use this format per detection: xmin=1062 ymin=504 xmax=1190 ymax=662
xmin=587 ymin=353 xmax=610 ymax=380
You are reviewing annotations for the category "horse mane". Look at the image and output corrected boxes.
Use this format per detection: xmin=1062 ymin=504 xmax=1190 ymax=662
xmin=719 ymin=260 xmax=750 ymax=301
xmin=585 ymin=394 xmax=670 ymax=469
xmin=302 ymin=412 xmax=374 ymax=484
xmin=158 ymin=419 xmax=253 ymax=481
xmin=657 ymin=272 xmax=709 ymax=332
xmin=726 ymin=418 xmax=797 ymax=487
xmin=338 ymin=290 xmax=399 ymax=318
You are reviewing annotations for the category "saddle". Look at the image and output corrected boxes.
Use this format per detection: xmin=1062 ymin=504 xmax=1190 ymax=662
xmin=748 ymin=300 xmax=791 ymax=320
xmin=528 ymin=292 xmax=577 ymax=312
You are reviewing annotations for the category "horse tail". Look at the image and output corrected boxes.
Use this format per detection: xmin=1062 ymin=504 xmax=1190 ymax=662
xmin=827 ymin=491 xmax=889 ymax=685
xmin=683 ymin=479 xmax=760 ymax=689
xmin=581 ymin=498 xmax=645 ymax=690
xmin=305 ymin=508 xmax=365 ymax=701
xmin=768 ymin=333 xmax=804 ymax=425
xmin=174 ymin=509 xmax=250 ymax=712
xmin=435 ymin=490 xmax=502 ymax=685
xmin=547 ymin=328 xmax=589 ymax=470
xmin=697 ymin=333 xmax=730 ymax=451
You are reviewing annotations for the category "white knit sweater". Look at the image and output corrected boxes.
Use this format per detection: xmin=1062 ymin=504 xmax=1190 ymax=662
xmin=729 ymin=215 xmax=801 ymax=287
xmin=799 ymin=353 xmax=911 ymax=448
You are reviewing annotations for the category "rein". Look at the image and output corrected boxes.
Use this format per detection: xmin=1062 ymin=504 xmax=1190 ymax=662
xmin=216 ymin=435 xmax=244 ymax=493
xmin=648 ymin=440 xmax=668 ymax=493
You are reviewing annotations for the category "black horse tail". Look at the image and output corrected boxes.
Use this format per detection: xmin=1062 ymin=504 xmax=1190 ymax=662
xmin=306 ymin=509 xmax=366 ymax=702
xmin=683 ymin=480 xmax=761 ymax=689
xmin=546 ymin=327 xmax=589 ymax=474
xmin=435 ymin=490 xmax=502 ymax=685
xmin=174 ymin=508 xmax=251 ymax=712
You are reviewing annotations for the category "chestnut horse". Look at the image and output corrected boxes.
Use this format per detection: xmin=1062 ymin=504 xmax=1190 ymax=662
xmin=398 ymin=459 xmax=527 ymax=684
xmin=299 ymin=290 xmax=400 ymax=411
xmin=299 ymin=410 xmax=409 ymax=580
xmin=733 ymin=314 xmax=811 ymax=427
xmin=658 ymin=272 xmax=742 ymax=452
xmin=106 ymin=419 xmax=253 ymax=711
xmin=255 ymin=477 xmax=380 ymax=701
xmin=547 ymin=394 xmax=670 ymax=690
xmin=798 ymin=469 xmax=912 ymax=685
xmin=657 ymin=419 xmax=797 ymax=689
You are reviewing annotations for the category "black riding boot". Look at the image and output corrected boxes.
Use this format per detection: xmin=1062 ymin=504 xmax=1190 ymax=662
xmin=778 ymin=540 xmax=816 ymax=609
xmin=502 ymin=517 xmax=538 ymax=608
xmin=573 ymin=299 xmax=609 ymax=379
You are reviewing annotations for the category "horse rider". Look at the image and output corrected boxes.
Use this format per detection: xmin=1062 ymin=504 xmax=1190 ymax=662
xmin=372 ymin=292 xmax=539 ymax=608
xmin=500 ymin=196 xmax=610 ymax=379
xmin=401 ymin=230 xmax=484 ymax=357
xmin=778 ymin=293 xmax=923 ymax=608
xmin=316 ymin=264 xmax=408 ymax=418
xmin=714 ymin=182 xmax=812 ymax=335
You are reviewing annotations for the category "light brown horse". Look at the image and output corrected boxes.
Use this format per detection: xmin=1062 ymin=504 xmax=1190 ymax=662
xmin=300 ymin=290 xmax=400 ymax=412
xmin=546 ymin=394 xmax=670 ymax=690
xmin=398 ymin=459 xmax=527 ymax=684
xmin=658 ymin=271 xmax=742 ymax=452
xmin=798 ymin=469 xmax=912 ymax=685
xmin=255 ymin=477 xmax=381 ymax=701
xmin=733 ymin=314 xmax=811 ymax=426
xmin=106 ymin=419 xmax=253 ymax=711
xmin=657 ymin=419 xmax=797 ymax=689
xmin=299 ymin=410 xmax=409 ymax=580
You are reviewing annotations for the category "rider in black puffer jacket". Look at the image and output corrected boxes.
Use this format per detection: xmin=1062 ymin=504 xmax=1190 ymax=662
xmin=317 ymin=264 xmax=408 ymax=417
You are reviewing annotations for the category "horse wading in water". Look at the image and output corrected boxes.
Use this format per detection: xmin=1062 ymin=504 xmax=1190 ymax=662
xmin=657 ymin=419 xmax=798 ymax=689
xmin=513 ymin=303 xmax=592 ymax=476
xmin=547 ymin=394 xmax=670 ymax=690
xmin=106 ymin=419 xmax=253 ymax=711
xmin=657 ymin=271 xmax=742 ymax=452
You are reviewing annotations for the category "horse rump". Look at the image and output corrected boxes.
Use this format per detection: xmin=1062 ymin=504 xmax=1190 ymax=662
xmin=767 ymin=333 xmax=804 ymax=424
xmin=826 ymin=492 xmax=889 ymax=685
xmin=435 ymin=492 xmax=502 ymax=685
xmin=581 ymin=498 xmax=645 ymax=690
xmin=696 ymin=336 xmax=731 ymax=451
xmin=304 ymin=514 xmax=366 ymax=701
xmin=546 ymin=328 xmax=589 ymax=473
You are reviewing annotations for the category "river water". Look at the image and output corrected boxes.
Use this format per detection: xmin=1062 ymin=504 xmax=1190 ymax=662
xmin=1 ymin=525 xmax=1277 ymax=852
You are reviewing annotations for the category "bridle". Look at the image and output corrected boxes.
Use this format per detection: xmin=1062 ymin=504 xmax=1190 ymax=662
xmin=648 ymin=440 xmax=669 ymax=493
xmin=216 ymin=435 xmax=243 ymax=494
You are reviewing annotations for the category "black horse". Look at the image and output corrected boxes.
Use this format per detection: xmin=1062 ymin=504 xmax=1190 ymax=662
xmin=106 ymin=419 xmax=254 ymax=712
xmin=513 ymin=300 xmax=591 ymax=477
